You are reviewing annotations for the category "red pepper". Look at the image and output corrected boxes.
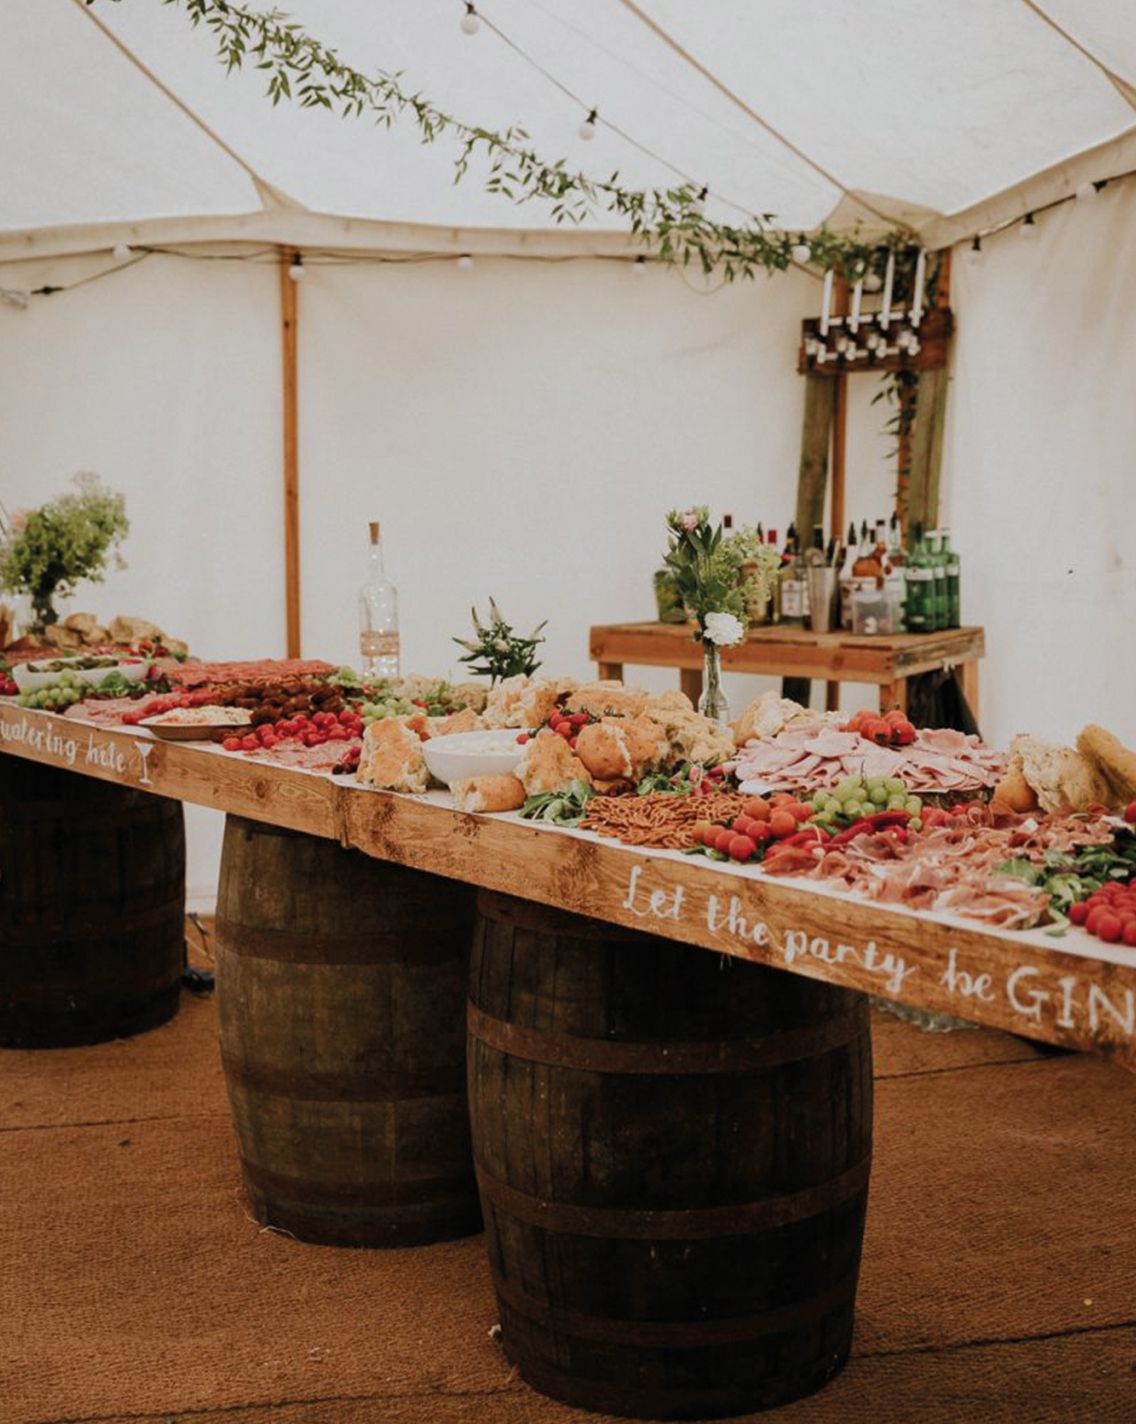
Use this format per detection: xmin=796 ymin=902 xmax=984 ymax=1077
xmin=783 ymin=828 xmax=828 ymax=848
xmin=828 ymin=818 xmax=875 ymax=846
xmin=865 ymin=810 xmax=911 ymax=829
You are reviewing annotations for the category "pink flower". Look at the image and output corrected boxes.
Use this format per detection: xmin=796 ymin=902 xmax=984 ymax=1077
xmin=680 ymin=509 xmax=700 ymax=532
xmin=9 ymin=509 xmax=27 ymax=531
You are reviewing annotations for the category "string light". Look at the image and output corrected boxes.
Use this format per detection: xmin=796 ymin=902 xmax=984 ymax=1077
xmin=456 ymin=253 xmax=474 ymax=271
xmin=287 ymin=253 xmax=305 ymax=280
xmin=632 ymin=255 xmax=648 ymax=275
xmin=966 ymin=234 xmax=982 ymax=261
xmin=1019 ymin=212 xmax=1037 ymax=238
xmin=1075 ymin=181 xmax=1097 ymax=201
xmin=863 ymin=271 xmax=882 ymax=292
xmin=0 ymin=289 xmax=30 ymax=310
xmin=691 ymin=185 xmax=708 ymax=216
xmin=578 ymin=108 xmax=597 ymax=142
xmin=790 ymin=234 xmax=811 ymax=264
xmin=460 ymin=2 xmax=480 ymax=36
xmin=112 ymin=243 xmax=132 ymax=263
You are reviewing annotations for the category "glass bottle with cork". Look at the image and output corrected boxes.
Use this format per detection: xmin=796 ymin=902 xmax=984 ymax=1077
xmin=359 ymin=520 xmax=400 ymax=679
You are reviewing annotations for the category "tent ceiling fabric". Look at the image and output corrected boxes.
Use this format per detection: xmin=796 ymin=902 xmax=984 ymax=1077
xmin=2 ymin=0 xmax=1135 ymax=258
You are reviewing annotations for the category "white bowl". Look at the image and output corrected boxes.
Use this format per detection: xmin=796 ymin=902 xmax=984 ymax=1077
xmin=422 ymin=728 xmax=524 ymax=786
xmin=12 ymin=658 xmax=149 ymax=692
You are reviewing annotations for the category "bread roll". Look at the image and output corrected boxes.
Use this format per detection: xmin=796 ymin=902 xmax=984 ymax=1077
xmin=356 ymin=718 xmax=429 ymax=793
xmin=1077 ymin=724 xmax=1136 ymax=807
xmin=575 ymin=723 xmax=634 ymax=781
xmin=451 ymin=774 xmax=526 ymax=813
xmin=518 ymin=729 xmax=592 ymax=794
xmin=433 ymin=706 xmax=482 ymax=737
xmin=991 ymin=763 xmax=1038 ymax=814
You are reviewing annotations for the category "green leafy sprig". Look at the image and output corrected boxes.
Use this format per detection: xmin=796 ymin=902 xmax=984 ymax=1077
xmin=663 ymin=509 xmax=774 ymax=637
xmin=453 ymin=599 xmax=546 ymax=683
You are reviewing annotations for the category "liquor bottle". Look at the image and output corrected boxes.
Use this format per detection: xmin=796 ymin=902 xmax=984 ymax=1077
xmin=801 ymin=523 xmax=825 ymax=620
xmin=904 ymin=523 xmax=933 ymax=633
xmin=359 ymin=520 xmax=400 ymax=679
xmin=839 ymin=521 xmax=858 ymax=629
xmin=764 ymin=528 xmax=781 ymax=623
xmin=755 ymin=521 xmax=764 ymax=544
xmin=884 ymin=513 xmax=907 ymax=626
xmin=942 ymin=528 xmax=961 ymax=627
xmin=779 ymin=524 xmax=804 ymax=623
xmin=873 ymin=519 xmax=889 ymax=563
xmin=927 ymin=530 xmax=948 ymax=631
xmin=723 ymin=512 xmax=734 ymax=531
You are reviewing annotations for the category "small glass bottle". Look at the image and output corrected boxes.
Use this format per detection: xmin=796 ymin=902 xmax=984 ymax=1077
xmin=904 ymin=523 xmax=933 ymax=633
xmin=359 ymin=520 xmax=400 ymax=679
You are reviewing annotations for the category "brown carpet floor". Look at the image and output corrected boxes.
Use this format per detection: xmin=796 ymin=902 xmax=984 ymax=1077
xmin=2 ymin=931 xmax=1134 ymax=1424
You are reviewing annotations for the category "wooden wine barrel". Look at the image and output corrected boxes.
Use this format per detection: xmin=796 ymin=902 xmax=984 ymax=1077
xmin=0 ymin=757 xmax=185 ymax=1048
xmin=468 ymin=892 xmax=874 ymax=1420
xmin=215 ymin=815 xmax=481 ymax=1248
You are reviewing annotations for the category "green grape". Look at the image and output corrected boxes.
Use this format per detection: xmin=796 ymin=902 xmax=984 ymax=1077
xmin=824 ymin=796 xmax=842 ymax=815
xmin=887 ymin=794 xmax=907 ymax=810
xmin=885 ymin=777 xmax=907 ymax=794
xmin=834 ymin=778 xmax=861 ymax=802
xmin=905 ymin=797 xmax=922 ymax=815
xmin=844 ymin=800 xmax=863 ymax=818
xmin=909 ymin=817 xmax=923 ymax=831
xmin=870 ymin=786 xmax=888 ymax=806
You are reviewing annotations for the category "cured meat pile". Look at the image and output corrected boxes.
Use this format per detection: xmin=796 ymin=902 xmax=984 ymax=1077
xmin=762 ymin=809 xmax=1115 ymax=929
xmin=733 ymin=725 xmax=1006 ymax=797
xmin=166 ymin=658 xmax=336 ymax=687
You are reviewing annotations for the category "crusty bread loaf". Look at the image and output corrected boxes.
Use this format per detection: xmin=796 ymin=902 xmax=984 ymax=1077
xmin=1077 ymin=724 xmax=1136 ymax=807
xmin=517 ymin=730 xmax=593 ymax=795
xmin=564 ymin=682 xmax=649 ymax=719
xmin=450 ymin=774 xmax=525 ymax=814
xmin=1008 ymin=735 xmax=1111 ymax=814
xmin=356 ymin=718 xmax=429 ymax=793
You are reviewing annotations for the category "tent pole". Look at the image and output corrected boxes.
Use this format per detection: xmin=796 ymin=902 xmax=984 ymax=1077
xmin=278 ymin=246 xmax=301 ymax=658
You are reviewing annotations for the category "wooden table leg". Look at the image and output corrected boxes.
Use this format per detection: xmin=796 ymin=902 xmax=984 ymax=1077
xmin=958 ymin=660 xmax=980 ymax=723
xmin=680 ymin=666 xmax=703 ymax=706
xmin=825 ymin=681 xmax=840 ymax=713
xmin=881 ymin=679 xmax=908 ymax=714
xmin=596 ymin=661 xmax=623 ymax=683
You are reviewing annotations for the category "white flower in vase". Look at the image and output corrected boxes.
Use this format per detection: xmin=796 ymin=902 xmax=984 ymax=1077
xmin=703 ymin=611 xmax=745 ymax=647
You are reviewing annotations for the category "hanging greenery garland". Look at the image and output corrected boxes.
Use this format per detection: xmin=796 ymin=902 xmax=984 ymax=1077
xmin=89 ymin=0 xmax=915 ymax=284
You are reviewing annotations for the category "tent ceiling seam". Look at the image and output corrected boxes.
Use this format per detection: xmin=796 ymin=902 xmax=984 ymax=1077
xmin=1018 ymin=0 xmax=1136 ymax=113
xmin=68 ymin=0 xmax=306 ymax=213
xmin=613 ymin=0 xmax=894 ymax=226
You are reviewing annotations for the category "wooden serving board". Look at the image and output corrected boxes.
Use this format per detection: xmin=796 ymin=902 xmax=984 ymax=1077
xmin=2 ymin=701 xmax=1134 ymax=1068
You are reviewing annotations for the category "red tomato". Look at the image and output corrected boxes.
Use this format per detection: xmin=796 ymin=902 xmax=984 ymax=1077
xmin=557 ymin=723 xmax=574 ymax=740
xmin=515 ymin=733 xmax=529 ymax=745
xmin=743 ymin=797 xmax=771 ymax=822
xmin=769 ymin=810 xmax=797 ymax=839
xmin=1125 ymin=922 xmax=1136 ymax=948
xmin=1068 ymin=902 xmax=1089 ymax=926
xmin=713 ymin=828 xmax=735 ymax=853
xmin=240 ymin=735 xmax=259 ymax=752
xmin=1125 ymin=802 xmax=1136 ymax=826
xmin=569 ymin=712 xmax=589 ymax=727
xmin=728 ymin=835 xmax=756 ymax=862
xmin=788 ymin=802 xmax=812 ymax=823
xmin=221 ymin=737 xmax=242 ymax=752
xmin=1096 ymin=913 xmax=1123 ymax=943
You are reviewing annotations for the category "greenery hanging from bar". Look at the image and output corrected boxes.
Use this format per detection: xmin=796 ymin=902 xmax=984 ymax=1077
xmin=88 ymin=0 xmax=914 ymax=283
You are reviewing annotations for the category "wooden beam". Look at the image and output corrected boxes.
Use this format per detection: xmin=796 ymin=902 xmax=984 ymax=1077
xmin=794 ymin=374 xmax=836 ymax=549
xmin=908 ymin=367 xmax=950 ymax=536
xmin=278 ymin=247 xmax=301 ymax=658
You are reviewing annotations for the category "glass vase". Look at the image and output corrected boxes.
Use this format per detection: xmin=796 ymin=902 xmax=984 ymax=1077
xmin=697 ymin=640 xmax=730 ymax=724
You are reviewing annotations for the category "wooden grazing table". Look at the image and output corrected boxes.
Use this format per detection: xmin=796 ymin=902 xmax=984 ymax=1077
xmin=1 ymin=700 xmax=1133 ymax=1070
xmin=590 ymin=621 xmax=985 ymax=716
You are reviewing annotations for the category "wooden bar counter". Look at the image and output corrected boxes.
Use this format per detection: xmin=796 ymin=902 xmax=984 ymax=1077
xmin=590 ymin=620 xmax=985 ymax=715
xmin=1 ymin=701 xmax=1131 ymax=1070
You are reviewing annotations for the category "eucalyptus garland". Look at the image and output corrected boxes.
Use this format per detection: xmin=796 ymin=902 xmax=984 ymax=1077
xmin=89 ymin=0 xmax=915 ymax=283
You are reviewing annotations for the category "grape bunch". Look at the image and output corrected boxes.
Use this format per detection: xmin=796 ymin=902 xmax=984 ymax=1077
xmin=810 ymin=774 xmax=922 ymax=831
xmin=17 ymin=671 xmax=85 ymax=711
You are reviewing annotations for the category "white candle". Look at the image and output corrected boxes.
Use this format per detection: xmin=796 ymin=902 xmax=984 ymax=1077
xmin=849 ymin=278 xmax=863 ymax=333
xmin=910 ymin=248 xmax=926 ymax=326
xmin=819 ymin=267 xmax=834 ymax=336
xmin=880 ymin=252 xmax=895 ymax=329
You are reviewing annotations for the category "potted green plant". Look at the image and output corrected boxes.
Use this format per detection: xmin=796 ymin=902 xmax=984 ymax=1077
xmin=0 ymin=474 xmax=129 ymax=633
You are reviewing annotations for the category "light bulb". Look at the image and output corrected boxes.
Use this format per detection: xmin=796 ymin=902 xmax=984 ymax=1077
xmin=112 ymin=243 xmax=132 ymax=263
xmin=908 ymin=337 xmax=922 ymax=356
xmin=0 ymin=289 xmax=30 ymax=310
xmin=287 ymin=256 xmax=305 ymax=281
xmin=790 ymin=234 xmax=811 ymax=264
xmin=1020 ymin=213 xmax=1037 ymax=238
xmin=691 ymin=185 xmax=708 ymax=217
xmin=456 ymin=253 xmax=474 ymax=271
xmin=631 ymin=255 xmax=647 ymax=276
xmin=865 ymin=330 xmax=880 ymax=350
xmin=579 ymin=109 xmax=597 ymax=141
xmin=1075 ymin=181 xmax=1096 ymax=202
xmin=460 ymin=3 xmax=480 ymax=35
xmin=863 ymin=270 xmax=882 ymax=292
xmin=966 ymin=235 xmax=982 ymax=262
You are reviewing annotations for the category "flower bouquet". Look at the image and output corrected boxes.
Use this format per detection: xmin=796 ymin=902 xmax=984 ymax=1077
xmin=662 ymin=508 xmax=777 ymax=724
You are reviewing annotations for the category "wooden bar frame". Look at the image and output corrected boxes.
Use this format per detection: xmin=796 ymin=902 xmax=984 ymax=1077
xmin=278 ymin=246 xmax=301 ymax=658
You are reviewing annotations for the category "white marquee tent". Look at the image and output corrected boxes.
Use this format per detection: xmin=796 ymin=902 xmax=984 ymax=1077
xmin=2 ymin=0 xmax=1135 ymax=902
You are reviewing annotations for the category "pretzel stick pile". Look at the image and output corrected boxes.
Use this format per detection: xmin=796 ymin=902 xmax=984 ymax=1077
xmin=581 ymin=791 xmax=749 ymax=849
